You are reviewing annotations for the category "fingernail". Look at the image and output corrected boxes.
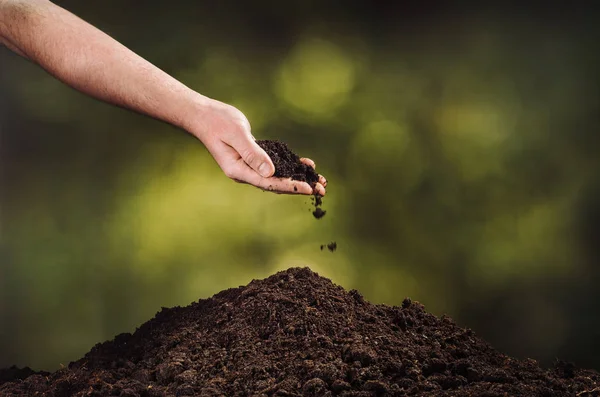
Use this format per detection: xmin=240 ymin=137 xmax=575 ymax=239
xmin=258 ymin=162 xmax=272 ymax=178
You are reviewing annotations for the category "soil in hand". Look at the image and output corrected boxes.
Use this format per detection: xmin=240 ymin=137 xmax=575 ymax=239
xmin=1 ymin=267 xmax=599 ymax=396
xmin=257 ymin=140 xmax=319 ymax=186
xmin=257 ymin=139 xmax=326 ymax=220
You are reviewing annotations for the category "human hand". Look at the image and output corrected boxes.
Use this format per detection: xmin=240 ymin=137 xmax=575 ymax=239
xmin=191 ymin=99 xmax=327 ymax=195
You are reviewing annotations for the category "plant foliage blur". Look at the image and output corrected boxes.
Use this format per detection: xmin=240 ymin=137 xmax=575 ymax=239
xmin=1 ymin=1 xmax=599 ymax=371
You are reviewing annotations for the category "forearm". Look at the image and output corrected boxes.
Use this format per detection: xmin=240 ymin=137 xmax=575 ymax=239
xmin=0 ymin=0 xmax=207 ymax=132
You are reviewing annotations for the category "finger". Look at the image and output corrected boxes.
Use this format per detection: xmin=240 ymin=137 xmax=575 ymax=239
xmin=300 ymin=157 xmax=316 ymax=169
xmin=230 ymin=135 xmax=275 ymax=178
xmin=260 ymin=177 xmax=326 ymax=196
xmin=313 ymin=182 xmax=326 ymax=196
xmin=319 ymin=175 xmax=327 ymax=187
xmin=258 ymin=177 xmax=314 ymax=195
xmin=231 ymin=162 xmax=314 ymax=195
xmin=264 ymin=180 xmax=315 ymax=195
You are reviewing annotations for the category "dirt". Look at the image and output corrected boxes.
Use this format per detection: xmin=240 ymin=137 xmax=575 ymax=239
xmin=256 ymin=140 xmax=319 ymax=186
xmin=311 ymin=196 xmax=326 ymax=220
xmin=0 ymin=366 xmax=49 ymax=386
xmin=1 ymin=267 xmax=599 ymax=397
xmin=321 ymin=242 xmax=338 ymax=252
xmin=257 ymin=140 xmax=325 ymax=220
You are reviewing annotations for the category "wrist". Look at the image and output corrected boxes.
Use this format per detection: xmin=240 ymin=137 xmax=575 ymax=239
xmin=179 ymin=92 xmax=219 ymax=141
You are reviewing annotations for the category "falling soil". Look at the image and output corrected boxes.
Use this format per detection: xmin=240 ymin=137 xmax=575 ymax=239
xmin=311 ymin=195 xmax=326 ymax=220
xmin=257 ymin=140 xmax=325 ymax=220
xmin=313 ymin=207 xmax=326 ymax=219
xmin=321 ymin=242 xmax=338 ymax=252
xmin=1 ymin=267 xmax=599 ymax=397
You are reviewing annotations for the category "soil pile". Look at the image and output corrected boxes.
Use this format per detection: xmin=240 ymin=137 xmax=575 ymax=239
xmin=257 ymin=140 xmax=325 ymax=220
xmin=1 ymin=267 xmax=599 ymax=397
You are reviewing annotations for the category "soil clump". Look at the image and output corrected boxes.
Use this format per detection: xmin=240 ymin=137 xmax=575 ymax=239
xmin=321 ymin=242 xmax=338 ymax=252
xmin=257 ymin=140 xmax=325 ymax=220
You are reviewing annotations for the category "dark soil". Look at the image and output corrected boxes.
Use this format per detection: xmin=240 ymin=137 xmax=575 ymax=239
xmin=311 ymin=196 xmax=326 ymax=220
xmin=321 ymin=242 xmax=338 ymax=252
xmin=313 ymin=207 xmax=326 ymax=219
xmin=257 ymin=140 xmax=325 ymax=220
xmin=0 ymin=366 xmax=49 ymax=386
xmin=257 ymin=140 xmax=319 ymax=186
xmin=1 ymin=267 xmax=598 ymax=397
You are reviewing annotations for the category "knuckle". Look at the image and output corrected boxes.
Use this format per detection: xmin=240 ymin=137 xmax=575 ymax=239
xmin=240 ymin=149 xmax=257 ymax=165
xmin=223 ymin=167 xmax=237 ymax=180
xmin=225 ymin=105 xmax=251 ymax=130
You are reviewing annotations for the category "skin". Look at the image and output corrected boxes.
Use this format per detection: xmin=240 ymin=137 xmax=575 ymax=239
xmin=0 ymin=0 xmax=327 ymax=195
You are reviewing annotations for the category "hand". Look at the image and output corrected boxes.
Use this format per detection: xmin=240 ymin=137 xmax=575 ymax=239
xmin=191 ymin=100 xmax=327 ymax=195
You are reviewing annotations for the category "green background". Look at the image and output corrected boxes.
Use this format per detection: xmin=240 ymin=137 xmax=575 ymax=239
xmin=1 ymin=1 xmax=599 ymax=371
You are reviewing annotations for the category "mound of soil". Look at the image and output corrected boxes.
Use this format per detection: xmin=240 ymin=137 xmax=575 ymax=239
xmin=1 ymin=267 xmax=598 ymax=396
xmin=257 ymin=140 xmax=325 ymax=220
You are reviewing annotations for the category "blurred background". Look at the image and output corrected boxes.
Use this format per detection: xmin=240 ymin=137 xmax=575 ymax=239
xmin=1 ymin=1 xmax=599 ymax=372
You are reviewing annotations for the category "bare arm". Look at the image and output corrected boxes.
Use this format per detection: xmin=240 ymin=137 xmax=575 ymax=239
xmin=0 ymin=0 xmax=326 ymax=195
xmin=0 ymin=0 xmax=206 ymax=135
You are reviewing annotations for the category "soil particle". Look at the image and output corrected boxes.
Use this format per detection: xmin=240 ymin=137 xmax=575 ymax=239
xmin=1 ymin=267 xmax=599 ymax=396
xmin=321 ymin=242 xmax=338 ymax=252
xmin=257 ymin=139 xmax=326 ymax=220
xmin=313 ymin=207 xmax=327 ymax=219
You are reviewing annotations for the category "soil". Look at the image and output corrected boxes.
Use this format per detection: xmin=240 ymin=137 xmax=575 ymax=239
xmin=257 ymin=140 xmax=319 ymax=186
xmin=321 ymin=242 xmax=338 ymax=252
xmin=1 ymin=267 xmax=599 ymax=397
xmin=311 ymin=196 xmax=326 ymax=220
xmin=257 ymin=140 xmax=325 ymax=220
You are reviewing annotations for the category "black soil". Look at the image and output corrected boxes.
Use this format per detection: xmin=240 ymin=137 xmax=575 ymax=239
xmin=311 ymin=196 xmax=326 ymax=220
xmin=1 ymin=268 xmax=599 ymax=397
xmin=257 ymin=140 xmax=319 ymax=186
xmin=257 ymin=140 xmax=325 ymax=219
xmin=321 ymin=242 xmax=338 ymax=252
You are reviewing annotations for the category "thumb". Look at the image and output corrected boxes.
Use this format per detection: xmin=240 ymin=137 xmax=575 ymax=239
xmin=233 ymin=136 xmax=275 ymax=178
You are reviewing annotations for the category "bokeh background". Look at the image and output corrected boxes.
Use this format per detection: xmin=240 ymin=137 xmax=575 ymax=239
xmin=1 ymin=1 xmax=599 ymax=372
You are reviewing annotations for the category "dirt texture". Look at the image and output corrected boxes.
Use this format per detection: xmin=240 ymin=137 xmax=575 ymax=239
xmin=256 ymin=140 xmax=319 ymax=186
xmin=257 ymin=140 xmax=325 ymax=220
xmin=1 ymin=267 xmax=599 ymax=397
